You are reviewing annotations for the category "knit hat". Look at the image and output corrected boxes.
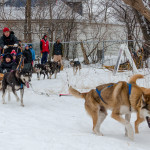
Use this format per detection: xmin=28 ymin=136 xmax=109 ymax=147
xmin=11 ymin=50 xmax=17 ymax=56
xmin=43 ymin=34 xmax=47 ymax=38
xmin=28 ymin=44 xmax=32 ymax=47
xmin=3 ymin=27 xmax=10 ymax=33
xmin=3 ymin=53 xmax=13 ymax=60
xmin=25 ymin=44 xmax=29 ymax=48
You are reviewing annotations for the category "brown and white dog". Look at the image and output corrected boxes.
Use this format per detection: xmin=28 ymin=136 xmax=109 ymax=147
xmin=69 ymin=76 xmax=150 ymax=140
xmin=129 ymin=74 xmax=150 ymax=133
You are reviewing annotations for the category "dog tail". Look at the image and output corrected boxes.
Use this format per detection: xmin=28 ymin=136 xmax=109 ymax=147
xmin=129 ymin=74 xmax=144 ymax=84
xmin=113 ymin=82 xmax=124 ymax=100
xmin=69 ymin=86 xmax=86 ymax=99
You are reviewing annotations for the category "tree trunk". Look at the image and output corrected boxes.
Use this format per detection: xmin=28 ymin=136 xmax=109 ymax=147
xmin=48 ymin=0 xmax=54 ymax=61
xmin=133 ymin=8 xmax=150 ymax=42
xmin=24 ymin=0 xmax=32 ymax=43
xmin=122 ymin=0 xmax=150 ymax=22
xmin=80 ymin=41 xmax=89 ymax=64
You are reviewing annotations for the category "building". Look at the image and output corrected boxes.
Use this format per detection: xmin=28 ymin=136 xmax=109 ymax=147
xmin=0 ymin=0 xmax=142 ymax=59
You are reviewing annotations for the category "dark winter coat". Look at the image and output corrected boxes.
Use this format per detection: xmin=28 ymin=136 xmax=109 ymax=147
xmin=0 ymin=61 xmax=17 ymax=73
xmin=0 ymin=33 xmax=18 ymax=49
xmin=23 ymin=49 xmax=32 ymax=64
xmin=53 ymin=42 xmax=63 ymax=56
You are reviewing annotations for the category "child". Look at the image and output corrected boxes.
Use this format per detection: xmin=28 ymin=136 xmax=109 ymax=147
xmin=29 ymin=44 xmax=35 ymax=66
xmin=11 ymin=50 xmax=17 ymax=62
xmin=0 ymin=53 xmax=17 ymax=73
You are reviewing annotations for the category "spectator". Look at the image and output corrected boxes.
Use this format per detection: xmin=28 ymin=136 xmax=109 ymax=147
xmin=52 ymin=38 xmax=63 ymax=65
xmin=40 ymin=34 xmax=49 ymax=64
xmin=23 ymin=45 xmax=32 ymax=71
xmin=0 ymin=27 xmax=18 ymax=54
xmin=29 ymin=44 xmax=35 ymax=66
xmin=0 ymin=53 xmax=17 ymax=73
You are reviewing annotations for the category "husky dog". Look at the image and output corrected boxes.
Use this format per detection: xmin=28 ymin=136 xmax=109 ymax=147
xmin=34 ymin=64 xmax=48 ymax=80
xmin=129 ymin=74 xmax=150 ymax=133
xmin=45 ymin=61 xmax=60 ymax=79
xmin=69 ymin=75 xmax=150 ymax=140
xmin=70 ymin=60 xmax=81 ymax=75
xmin=2 ymin=70 xmax=31 ymax=106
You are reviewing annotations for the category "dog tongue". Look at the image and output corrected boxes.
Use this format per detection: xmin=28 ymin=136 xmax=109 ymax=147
xmin=26 ymin=82 xmax=29 ymax=88
xmin=146 ymin=117 xmax=150 ymax=128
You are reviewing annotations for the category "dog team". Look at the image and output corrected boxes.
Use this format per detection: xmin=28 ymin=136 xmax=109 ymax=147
xmin=0 ymin=28 xmax=150 ymax=141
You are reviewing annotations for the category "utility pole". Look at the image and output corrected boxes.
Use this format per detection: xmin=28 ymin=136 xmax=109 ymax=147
xmin=24 ymin=0 xmax=32 ymax=43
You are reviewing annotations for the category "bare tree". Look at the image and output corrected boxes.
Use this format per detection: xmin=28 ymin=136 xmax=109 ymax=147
xmin=122 ymin=0 xmax=150 ymax=22
xmin=24 ymin=0 xmax=31 ymax=43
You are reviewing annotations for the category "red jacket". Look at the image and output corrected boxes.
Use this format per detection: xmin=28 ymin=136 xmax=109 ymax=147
xmin=40 ymin=39 xmax=49 ymax=53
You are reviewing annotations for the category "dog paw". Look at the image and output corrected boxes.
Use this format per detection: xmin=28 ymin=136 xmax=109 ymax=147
xmin=126 ymin=124 xmax=134 ymax=140
xmin=21 ymin=104 xmax=24 ymax=107
xmin=97 ymin=132 xmax=103 ymax=136
xmin=3 ymin=101 xmax=6 ymax=104
xmin=93 ymin=130 xmax=103 ymax=136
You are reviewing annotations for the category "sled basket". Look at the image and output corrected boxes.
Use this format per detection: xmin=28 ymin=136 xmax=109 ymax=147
xmin=0 ymin=73 xmax=4 ymax=81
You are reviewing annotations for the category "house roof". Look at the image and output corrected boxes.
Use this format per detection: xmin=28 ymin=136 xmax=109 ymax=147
xmin=0 ymin=0 xmax=84 ymax=20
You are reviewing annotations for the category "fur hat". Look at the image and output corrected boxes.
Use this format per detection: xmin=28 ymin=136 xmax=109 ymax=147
xmin=3 ymin=27 xmax=10 ymax=33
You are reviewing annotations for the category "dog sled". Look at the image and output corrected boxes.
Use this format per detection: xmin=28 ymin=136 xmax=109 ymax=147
xmin=0 ymin=73 xmax=4 ymax=89
xmin=104 ymin=61 xmax=131 ymax=72
xmin=0 ymin=45 xmax=24 ymax=90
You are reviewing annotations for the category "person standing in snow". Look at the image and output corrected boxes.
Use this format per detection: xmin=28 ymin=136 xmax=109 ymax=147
xmin=29 ymin=44 xmax=35 ymax=66
xmin=0 ymin=27 xmax=18 ymax=54
xmin=23 ymin=45 xmax=32 ymax=71
xmin=40 ymin=34 xmax=49 ymax=64
xmin=52 ymin=38 xmax=63 ymax=66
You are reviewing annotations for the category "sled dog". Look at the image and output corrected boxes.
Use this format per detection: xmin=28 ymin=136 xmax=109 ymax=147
xmin=2 ymin=70 xmax=31 ymax=106
xmin=69 ymin=77 xmax=150 ymax=140
xmin=70 ymin=60 xmax=81 ymax=75
xmin=129 ymin=74 xmax=150 ymax=133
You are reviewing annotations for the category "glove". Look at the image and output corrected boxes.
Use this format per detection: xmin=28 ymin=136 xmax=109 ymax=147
xmin=14 ymin=44 xmax=18 ymax=47
xmin=3 ymin=69 xmax=7 ymax=74
xmin=4 ymin=45 xmax=8 ymax=49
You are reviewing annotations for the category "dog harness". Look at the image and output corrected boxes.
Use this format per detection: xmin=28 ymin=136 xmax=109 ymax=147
xmin=21 ymin=84 xmax=23 ymax=89
xmin=96 ymin=83 xmax=132 ymax=105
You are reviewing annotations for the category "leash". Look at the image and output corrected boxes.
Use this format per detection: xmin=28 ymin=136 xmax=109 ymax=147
xmin=29 ymin=83 xmax=58 ymax=97
xmin=96 ymin=83 xmax=132 ymax=105
xmin=59 ymin=94 xmax=72 ymax=97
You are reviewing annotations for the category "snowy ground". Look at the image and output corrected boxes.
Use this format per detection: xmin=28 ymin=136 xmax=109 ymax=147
xmin=0 ymin=66 xmax=150 ymax=150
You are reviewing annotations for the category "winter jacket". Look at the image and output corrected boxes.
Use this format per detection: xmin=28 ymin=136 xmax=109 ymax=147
xmin=29 ymin=48 xmax=35 ymax=61
xmin=40 ymin=39 xmax=49 ymax=53
xmin=23 ymin=49 xmax=32 ymax=64
xmin=53 ymin=42 xmax=63 ymax=56
xmin=0 ymin=61 xmax=17 ymax=73
xmin=0 ymin=33 xmax=18 ymax=49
